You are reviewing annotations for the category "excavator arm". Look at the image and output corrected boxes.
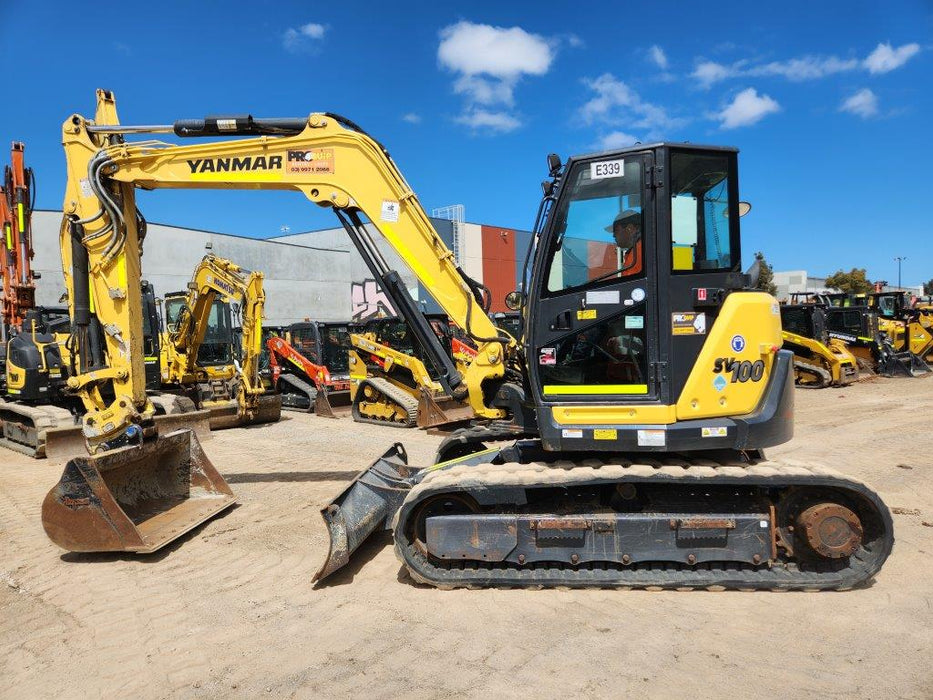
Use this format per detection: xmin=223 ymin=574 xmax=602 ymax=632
xmin=61 ymin=90 xmax=513 ymax=449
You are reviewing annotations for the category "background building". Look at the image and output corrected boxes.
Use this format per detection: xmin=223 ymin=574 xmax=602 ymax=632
xmin=29 ymin=210 xmax=531 ymax=325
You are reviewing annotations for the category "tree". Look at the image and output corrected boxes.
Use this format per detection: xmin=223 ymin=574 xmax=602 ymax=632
xmin=825 ymin=268 xmax=873 ymax=294
xmin=924 ymin=279 xmax=933 ymax=295
xmin=753 ymin=251 xmax=778 ymax=296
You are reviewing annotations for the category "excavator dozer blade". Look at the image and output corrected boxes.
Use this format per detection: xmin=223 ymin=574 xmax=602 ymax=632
xmin=313 ymin=443 xmax=418 ymax=582
xmin=42 ymin=429 xmax=235 ymax=553
xmin=416 ymin=389 xmax=473 ymax=430
xmin=43 ymin=409 xmax=213 ymax=465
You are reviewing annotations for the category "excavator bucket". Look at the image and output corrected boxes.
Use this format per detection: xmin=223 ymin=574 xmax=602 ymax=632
xmin=42 ymin=429 xmax=235 ymax=553
xmin=313 ymin=443 xmax=418 ymax=582
xmin=43 ymin=409 xmax=213 ymax=465
xmin=416 ymin=388 xmax=473 ymax=430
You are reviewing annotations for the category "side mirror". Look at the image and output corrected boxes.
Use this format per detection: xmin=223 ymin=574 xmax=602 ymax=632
xmin=504 ymin=290 xmax=524 ymax=311
xmin=547 ymin=153 xmax=562 ymax=176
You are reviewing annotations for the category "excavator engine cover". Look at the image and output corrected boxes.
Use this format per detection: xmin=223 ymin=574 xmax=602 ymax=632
xmin=42 ymin=429 xmax=235 ymax=553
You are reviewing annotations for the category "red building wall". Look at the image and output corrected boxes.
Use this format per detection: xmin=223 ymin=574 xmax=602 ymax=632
xmin=481 ymin=226 xmax=517 ymax=312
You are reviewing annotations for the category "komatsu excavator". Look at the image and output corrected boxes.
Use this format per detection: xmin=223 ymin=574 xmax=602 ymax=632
xmin=158 ymin=254 xmax=281 ymax=428
xmin=44 ymin=91 xmax=892 ymax=592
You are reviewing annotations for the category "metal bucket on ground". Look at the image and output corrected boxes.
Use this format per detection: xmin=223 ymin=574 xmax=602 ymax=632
xmin=42 ymin=429 xmax=235 ymax=553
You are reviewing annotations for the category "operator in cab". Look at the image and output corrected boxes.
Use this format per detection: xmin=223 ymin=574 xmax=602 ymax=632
xmin=606 ymin=209 xmax=643 ymax=276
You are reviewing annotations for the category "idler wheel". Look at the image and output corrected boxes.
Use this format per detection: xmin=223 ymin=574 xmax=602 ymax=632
xmin=796 ymin=503 xmax=863 ymax=558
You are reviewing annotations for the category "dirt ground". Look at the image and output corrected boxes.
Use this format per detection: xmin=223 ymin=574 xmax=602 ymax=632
xmin=1 ymin=378 xmax=932 ymax=699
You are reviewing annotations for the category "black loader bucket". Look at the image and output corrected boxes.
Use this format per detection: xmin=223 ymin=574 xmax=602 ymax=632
xmin=42 ymin=429 xmax=235 ymax=553
xmin=313 ymin=443 xmax=418 ymax=581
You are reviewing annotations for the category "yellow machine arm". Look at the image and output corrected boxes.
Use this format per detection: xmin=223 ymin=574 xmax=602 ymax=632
xmin=164 ymin=254 xmax=267 ymax=409
xmin=61 ymin=90 xmax=512 ymax=448
xmin=349 ymin=331 xmax=445 ymax=396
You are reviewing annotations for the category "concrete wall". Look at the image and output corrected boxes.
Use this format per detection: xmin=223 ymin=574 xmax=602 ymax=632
xmin=31 ymin=211 xmax=354 ymax=324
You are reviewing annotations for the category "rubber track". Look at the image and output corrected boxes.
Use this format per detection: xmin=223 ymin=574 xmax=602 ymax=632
xmin=278 ymin=373 xmax=317 ymax=412
xmin=393 ymin=456 xmax=893 ymax=591
xmin=352 ymin=377 xmax=419 ymax=428
xmin=794 ymin=361 xmax=832 ymax=389
xmin=435 ymin=422 xmax=538 ymax=463
xmin=0 ymin=400 xmax=77 ymax=458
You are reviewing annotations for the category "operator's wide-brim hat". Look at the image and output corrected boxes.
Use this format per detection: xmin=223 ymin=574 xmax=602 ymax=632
xmin=605 ymin=209 xmax=640 ymax=233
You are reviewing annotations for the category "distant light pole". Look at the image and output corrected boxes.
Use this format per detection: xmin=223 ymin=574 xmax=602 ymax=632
xmin=895 ymin=256 xmax=907 ymax=290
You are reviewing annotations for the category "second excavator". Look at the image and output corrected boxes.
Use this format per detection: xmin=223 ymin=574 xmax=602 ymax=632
xmin=43 ymin=92 xmax=893 ymax=593
xmin=158 ymin=254 xmax=281 ymax=428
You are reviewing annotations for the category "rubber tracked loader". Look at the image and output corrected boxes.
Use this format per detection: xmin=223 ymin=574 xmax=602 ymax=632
xmin=779 ymin=303 xmax=859 ymax=388
xmin=266 ymin=321 xmax=353 ymax=417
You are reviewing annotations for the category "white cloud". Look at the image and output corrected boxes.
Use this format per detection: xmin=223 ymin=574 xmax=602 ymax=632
xmin=453 ymin=75 xmax=515 ymax=106
xmin=597 ymin=131 xmax=639 ymax=150
xmin=283 ymin=23 xmax=326 ymax=52
xmin=839 ymin=88 xmax=879 ymax=118
xmin=401 ymin=113 xmax=422 ymax=124
xmin=567 ymin=34 xmax=585 ymax=49
xmin=693 ymin=60 xmax=737 ymax=88
xmin=863 ymin=42 xmax=920 ymax=74
xmin=454 ymin=109 xmax=522 ymax=133
xmin=648 ymin=45 xmax=668 ymax=70
xmin=750 ymin=56 xmax=858 ymax=81
xmin=580 ymin=73 xmax=684 ymax=138
xmin=718 ymin=88 xmax=780 ymax=129
xmin=438 ymin=21 xmax=554 ymax=132
xmin=438 ymin=21 xmax=553 ymax=79
xmin=693 ymin=41 xmax=921 ymax=87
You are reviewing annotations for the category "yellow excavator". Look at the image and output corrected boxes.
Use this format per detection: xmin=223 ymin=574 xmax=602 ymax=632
xmin=43 ymin=91 xmax=893 ymax=592
xmin=158 ymin=254 xmax=281 ymax=429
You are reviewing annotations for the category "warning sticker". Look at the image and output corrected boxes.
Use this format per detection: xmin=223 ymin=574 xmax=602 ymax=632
xmin=380 ymin=200 xmax=400 ymax=223
xmin=594 ymin=429 xmax=618 ymax=440
xmin=562 ymin=429 xmax=583 ymax=439
xmin=701 ymin=426 xmax=728 ymax=438
xmin=624 ymin=315 xmax=644 ymax=329
xmin=672 ymin=311 xmax=706 ymax=335
xmin=286 ymin=148 xmax=334 ymax=174
xmin=577 ymin=309 xmax=597 ymax=320
xmin=539 ymin=347 xmax=556 ymax=366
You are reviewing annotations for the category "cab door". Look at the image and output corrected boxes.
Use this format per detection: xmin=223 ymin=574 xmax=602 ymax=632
xmin=526 ymin=151 xmax=660 ymax=405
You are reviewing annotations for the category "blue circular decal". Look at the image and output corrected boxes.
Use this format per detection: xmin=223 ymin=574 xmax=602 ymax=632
xmin=731 ymin=335 xmax=746 ymax=353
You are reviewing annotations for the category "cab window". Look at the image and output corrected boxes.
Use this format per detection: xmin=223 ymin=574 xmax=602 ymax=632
xmin=670 ymin=152 xmax=737 ymax=272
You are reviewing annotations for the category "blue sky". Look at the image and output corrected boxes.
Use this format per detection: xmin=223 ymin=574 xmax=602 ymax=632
xmin=1 ymin=1 xmax=930 ymax=285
